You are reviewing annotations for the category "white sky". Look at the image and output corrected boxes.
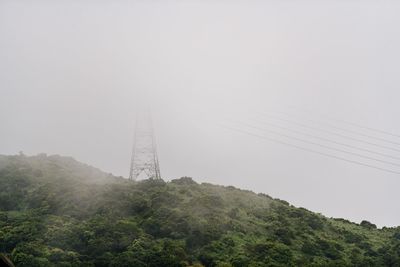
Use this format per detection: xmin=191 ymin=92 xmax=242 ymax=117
xmin=1 ymin=0 xmax=400 ymax=227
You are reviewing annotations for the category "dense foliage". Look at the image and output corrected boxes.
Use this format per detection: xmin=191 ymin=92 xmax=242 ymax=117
xmin=0 ymin=154 xmax=399 ymax=267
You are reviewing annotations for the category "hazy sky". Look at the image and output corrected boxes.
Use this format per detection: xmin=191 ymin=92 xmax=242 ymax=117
xmin=1 ymin=0 xmax=400 ymax=227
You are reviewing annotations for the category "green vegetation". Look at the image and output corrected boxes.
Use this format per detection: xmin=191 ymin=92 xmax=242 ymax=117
xmin=0 ymin=154 xmax=399 ymax=266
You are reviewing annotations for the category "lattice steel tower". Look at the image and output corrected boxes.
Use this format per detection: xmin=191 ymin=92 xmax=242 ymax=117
xmin=129 ymin=111 xmax=161 ymax=180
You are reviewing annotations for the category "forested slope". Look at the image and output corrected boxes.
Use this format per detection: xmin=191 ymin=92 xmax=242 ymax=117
xmin=0 ymin=154 xmax=399 ymax=267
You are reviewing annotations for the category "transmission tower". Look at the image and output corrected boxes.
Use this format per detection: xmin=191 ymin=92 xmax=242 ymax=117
xmin=129 ymin=111 xmax=161 ymax=180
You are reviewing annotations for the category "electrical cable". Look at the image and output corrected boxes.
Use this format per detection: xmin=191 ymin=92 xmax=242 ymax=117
xmin=249 ymin=117 xmax=400 ymax=161
xmin=229 ymin=120 xmax=400 ymax=168
xmin=256 ymin=113 xmax=400 ymax=153
xmin=221 ymin=124 xmax=400 ymax=175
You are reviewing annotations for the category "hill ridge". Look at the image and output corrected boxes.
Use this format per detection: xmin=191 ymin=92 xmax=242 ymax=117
xmin=0 ymin=154 xmax=399 ymax=266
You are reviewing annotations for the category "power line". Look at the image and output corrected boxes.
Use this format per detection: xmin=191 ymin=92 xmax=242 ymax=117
xmin=221 ymin=125 xmax=400 ymax=175
xmin=249 ymin=117 xmax=400 ymax=161
xmin=287 ymin=105 xmax=400 ymax=139
xmin=257 ymin=112 xmax=400 ymax=153
xmin=263 ymin=110 xmax=400 ymax=146
xmin=332 ymin=119 xmax=400 ymax=139
xmin=230 ymin=120 xmax=400 ymax=168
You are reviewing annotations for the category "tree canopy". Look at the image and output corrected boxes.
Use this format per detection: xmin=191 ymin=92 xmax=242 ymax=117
xmin=0 ymin=154 xmax=399 ymax=266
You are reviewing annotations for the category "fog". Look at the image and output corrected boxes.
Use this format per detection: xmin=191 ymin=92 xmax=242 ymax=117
xmin=1 ymin=0 xmax=400 ymax=227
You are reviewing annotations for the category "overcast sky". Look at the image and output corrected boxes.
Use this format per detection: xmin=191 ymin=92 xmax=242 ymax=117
xmin=1 ymin=0 xmax=400 ymax=227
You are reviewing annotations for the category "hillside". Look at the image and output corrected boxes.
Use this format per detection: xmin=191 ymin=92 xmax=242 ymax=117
xmin=0 ymin=154 xmax=399 ymax=267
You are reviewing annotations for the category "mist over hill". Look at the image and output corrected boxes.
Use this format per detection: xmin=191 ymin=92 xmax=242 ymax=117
xmin=0 ymin=154 xmax=399 ymax=267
